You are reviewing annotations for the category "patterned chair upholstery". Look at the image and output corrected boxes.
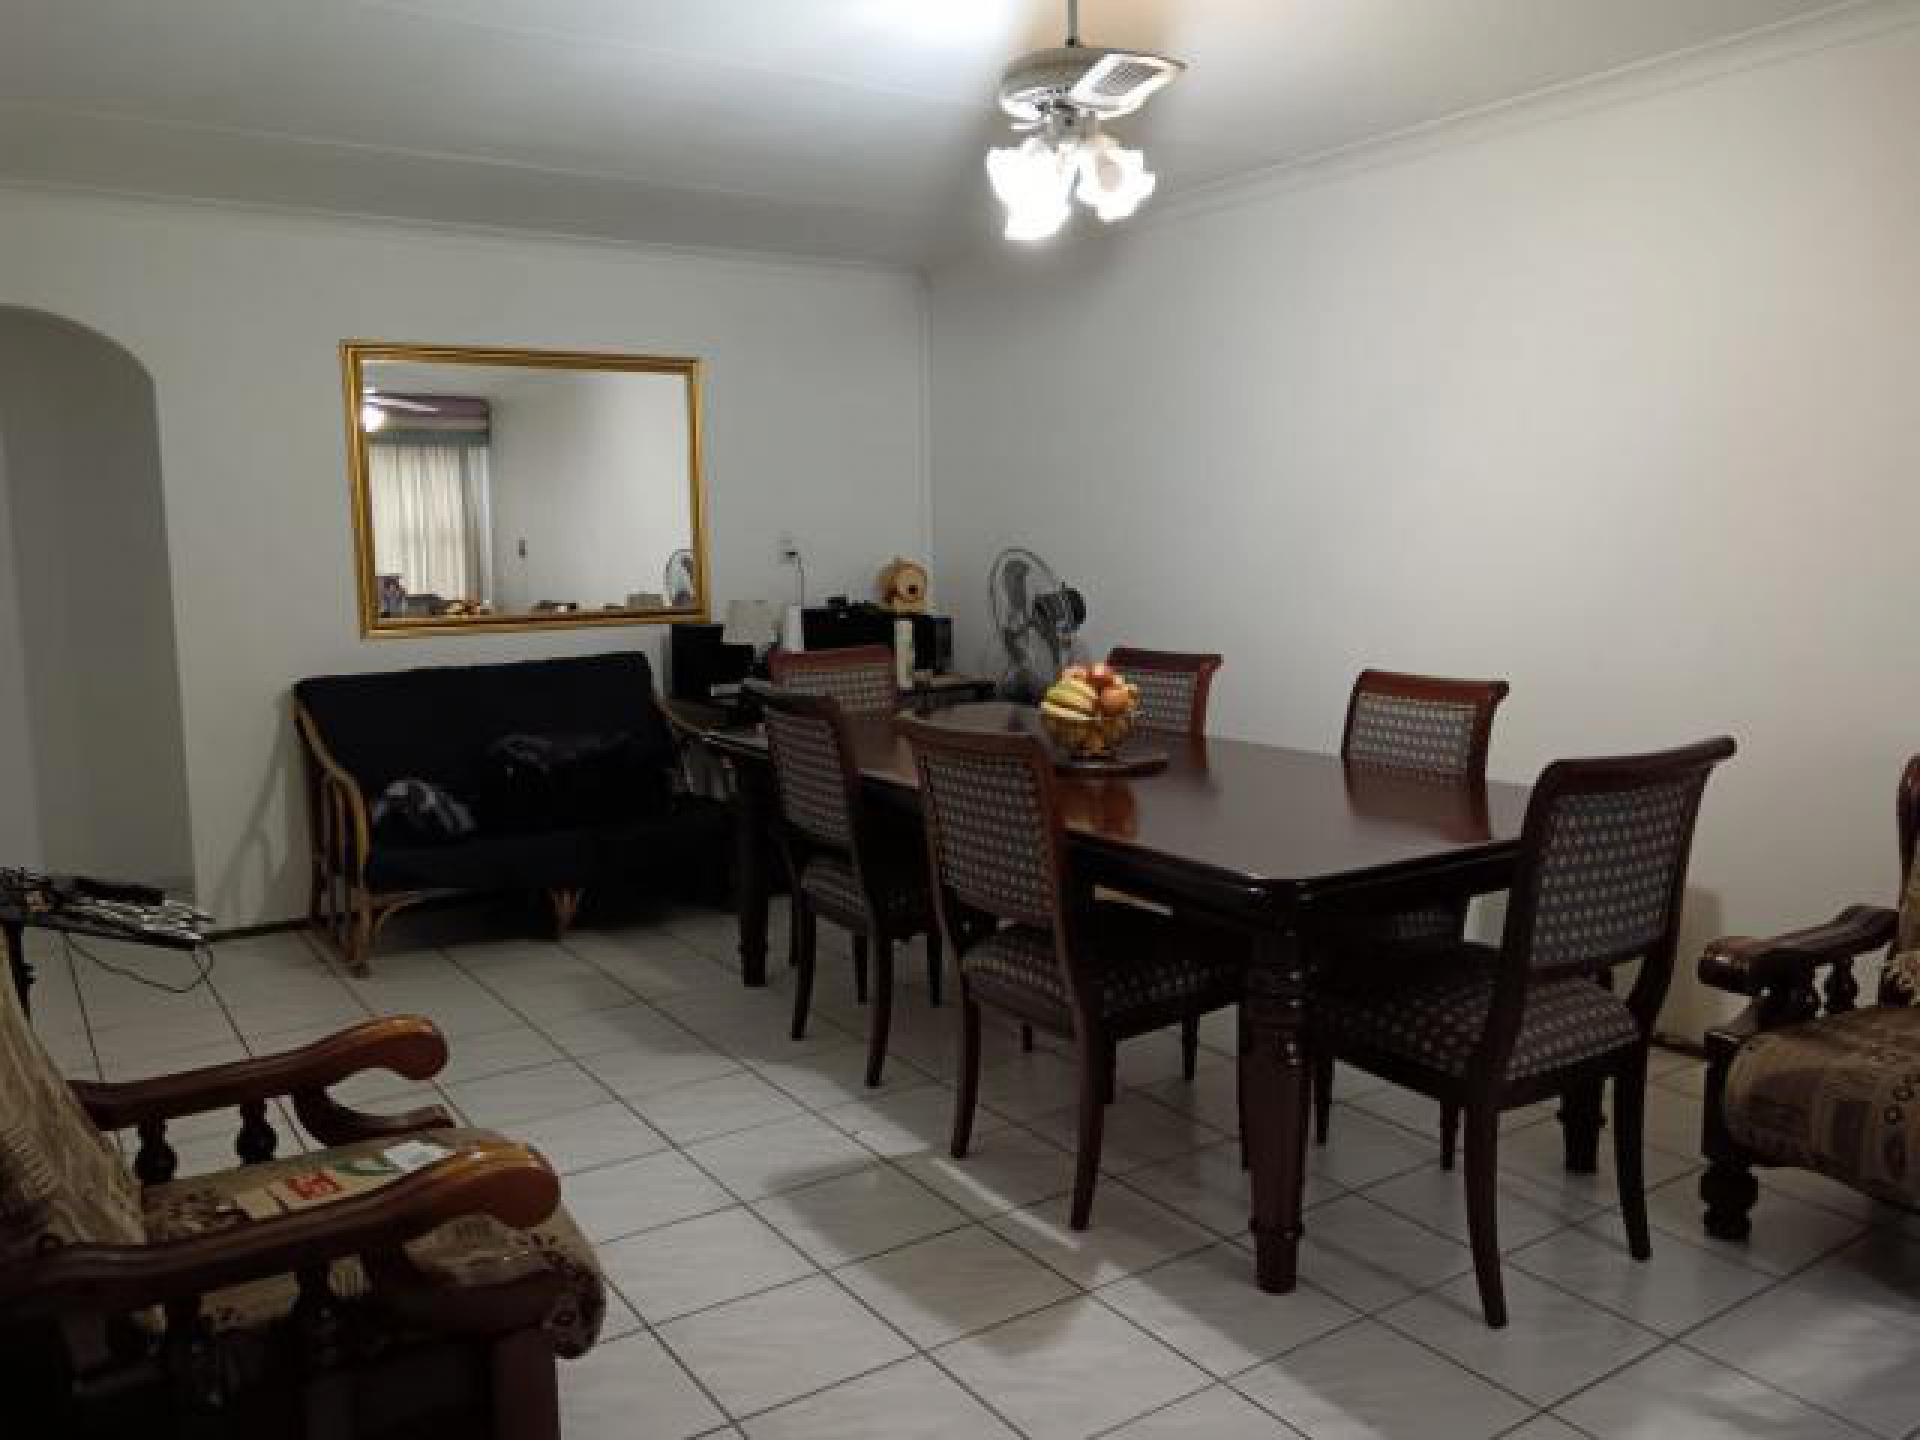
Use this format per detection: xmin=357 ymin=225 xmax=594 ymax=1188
xmin=961 ymin=906 xmax=1243 ymax=1032
xmin=0 ymin=973 xmax=605 ymax=1433
xmin=1699 ymin=756 xmax=1920 ymax=1239
xmin=1336 ymin=669 xmax=1511 ymax=945
xmin=1106 ymin=648 xmax=1223 ymax=735
xmin=768 ymin=644 xmax=899 ymax=717
xmin=1315 ymin=669 xmax=1512 ymax=1156
xmin=0 ymin=965 xmax=146 ymax=1267
xmin=1312 ymin=738 xmax=1735 ymax=1327
xmin=142 ymin=1127 xmax=605 ymax=1356
xmin=904 ymin=717 xmax=1246 ymax=1231
xmin=1318 ymin=960 xmax=1640 ymax=1083
xmin=760 ymin=684 xmax=940 ymax=1087
xmin=1720 ymin=1008 xmax=1920 ymax=1208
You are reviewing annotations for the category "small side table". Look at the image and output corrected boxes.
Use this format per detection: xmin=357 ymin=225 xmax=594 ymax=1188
xmin=2 ymin=876 xmax=206 ymax=1018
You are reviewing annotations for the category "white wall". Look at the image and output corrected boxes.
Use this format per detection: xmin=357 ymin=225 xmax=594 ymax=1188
xmin=0 ymin=429 xmax=41 ymax=866
xmin=489 ymin=370 xmax=692 ymax=613
xmin=0 ymin=190 xmax=928 ymax=925
xmin=929 ymin=17 xmax=1920 ymax=1037
xmin=0 ymin=310 xmax=195 ymax=886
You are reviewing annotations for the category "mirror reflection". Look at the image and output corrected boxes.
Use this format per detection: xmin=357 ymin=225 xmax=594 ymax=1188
xmin=343 ymin=344 xmax=705 ymax=635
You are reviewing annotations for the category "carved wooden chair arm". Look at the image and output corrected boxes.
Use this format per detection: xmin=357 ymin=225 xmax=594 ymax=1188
xmin=0 ymin=1141 xmax=559 ymax=1319
xmin=73 ymin=1016 xmax=450 ymax=1131
xmin=1698 ymin=905 xmax=1897 ymax=997
xmin=296 ymin=700 xmax=374 ymax=883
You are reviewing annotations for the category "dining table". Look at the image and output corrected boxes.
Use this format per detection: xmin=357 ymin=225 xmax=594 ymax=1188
xmin=676 ymin=698 xmax=1539 ymax=1295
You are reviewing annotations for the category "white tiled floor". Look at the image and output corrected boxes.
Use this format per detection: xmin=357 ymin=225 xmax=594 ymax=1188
xmin=38 ymin=906 xmax=1920 ymax=1440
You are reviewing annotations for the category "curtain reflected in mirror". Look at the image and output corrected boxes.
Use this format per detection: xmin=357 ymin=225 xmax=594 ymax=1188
xmin=342 ymin=342 xmax=707 ymax=636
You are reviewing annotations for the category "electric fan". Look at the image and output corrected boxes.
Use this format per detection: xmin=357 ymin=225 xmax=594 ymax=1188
xmin=662 ymin=549 xmax=697 ymax=608
xmin=988 ymin=547 xmax=1087 ymax=701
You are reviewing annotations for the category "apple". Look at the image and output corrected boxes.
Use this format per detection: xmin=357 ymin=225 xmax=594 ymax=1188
xmin=1062 ymin=664 xmax=1091 ymax=684
xmin=1097 ymin=686 xmax=1132 ymax=717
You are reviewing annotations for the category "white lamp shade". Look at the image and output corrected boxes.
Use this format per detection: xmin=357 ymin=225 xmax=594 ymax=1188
xmin=722 ymin=598 xmax=781 ymax=648
xmin=1074 ymin=135 xmax=1157 ymax=222
xmin=988 ymin=138 xmax=1074 ymax=241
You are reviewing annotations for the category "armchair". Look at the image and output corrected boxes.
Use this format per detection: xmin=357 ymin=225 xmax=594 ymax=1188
xmin=0 ymin=983 xmax=605 ymax=1439
xmin=1697 ymin=756 xmax=1920 ymax=1240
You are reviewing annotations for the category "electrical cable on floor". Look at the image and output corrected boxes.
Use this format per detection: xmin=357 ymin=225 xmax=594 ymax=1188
xmin=64 ymin=929 xmax=217 ymax=994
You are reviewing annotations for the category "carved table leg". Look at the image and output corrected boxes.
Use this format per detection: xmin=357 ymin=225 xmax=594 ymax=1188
xmin=1241 ymin=923 xmax=1308 ymax=1293
xmin=1558 ymin=1076 xmax=1606 ymax=1175
xmin=731 ymin=760 xmax=775 ymax=988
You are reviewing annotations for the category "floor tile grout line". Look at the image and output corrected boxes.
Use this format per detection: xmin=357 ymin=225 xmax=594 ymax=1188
xmin=180 ymin=928 xmax=1892 ymax=1437
xmin=1668 ymin=1336 xmax=1892 ymax=1439
xmin=1084 ymin=1372 xmax=1316 ymax=1440
xmin=812 ymin=1266 xmax=1046 ymax=1439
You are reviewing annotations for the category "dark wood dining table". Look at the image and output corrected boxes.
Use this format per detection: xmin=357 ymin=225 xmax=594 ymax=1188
xmin=682 ymin=699 xmax=1534 ymax=1295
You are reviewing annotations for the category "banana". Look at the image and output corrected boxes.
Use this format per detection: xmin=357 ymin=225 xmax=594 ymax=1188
xmin=1055 ymin=677 xmax=1100 ymax=711
xmin=1041 ymin=699 xmax=1093 ymax=724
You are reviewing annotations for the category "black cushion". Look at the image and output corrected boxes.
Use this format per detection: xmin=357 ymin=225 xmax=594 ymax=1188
xmin=299 ymin=652 xmax=712 ymax=897
xmin=366 ymin=798 xmax=729 ymax=893
xmin=295 ymin=652 xmax=676 ymax=802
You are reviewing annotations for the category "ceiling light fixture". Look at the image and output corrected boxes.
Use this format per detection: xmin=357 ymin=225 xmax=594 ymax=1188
xmin=987 ymin=0 xmax=1184 ymax=242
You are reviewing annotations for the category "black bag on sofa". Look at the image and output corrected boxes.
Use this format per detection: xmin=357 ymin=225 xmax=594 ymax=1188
xmin=480 ymin=731 xmax=672 ymax=830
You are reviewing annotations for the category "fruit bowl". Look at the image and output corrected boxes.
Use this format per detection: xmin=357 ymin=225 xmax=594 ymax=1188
xmin=1039 ymin=665 xmax=1141 ymax=760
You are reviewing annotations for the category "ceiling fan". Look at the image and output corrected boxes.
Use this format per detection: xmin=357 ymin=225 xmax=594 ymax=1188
xmin=987 ymin=0 xmax=1186 ymax=241
xmin=359 ymin=389 xmax=437 ymax=433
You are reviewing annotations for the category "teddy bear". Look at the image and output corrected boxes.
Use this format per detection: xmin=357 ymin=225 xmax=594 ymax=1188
xmin=875 ymin=556 xmax=930 ymax=614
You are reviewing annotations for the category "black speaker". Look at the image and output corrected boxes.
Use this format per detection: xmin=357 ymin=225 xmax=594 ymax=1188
xmin=909 ymin=614 xmax=953 ymax=674
xmin=669 ymin=623 xmax=753 ymax=701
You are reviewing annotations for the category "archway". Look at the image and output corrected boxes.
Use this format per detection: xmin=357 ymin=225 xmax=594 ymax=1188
xmin=0 ymin=308 xmax=194 ymax=890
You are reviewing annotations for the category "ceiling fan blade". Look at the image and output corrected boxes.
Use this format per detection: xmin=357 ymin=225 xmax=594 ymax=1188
xmin=365 ymin=392 xmax=438 ymax=413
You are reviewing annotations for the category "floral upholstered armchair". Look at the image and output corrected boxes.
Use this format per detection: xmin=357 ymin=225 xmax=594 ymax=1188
xmin=0 ymin=975 xmax=605 ymax=1439
xmin=1697 ymin=756 xmax=1920 ymax=1241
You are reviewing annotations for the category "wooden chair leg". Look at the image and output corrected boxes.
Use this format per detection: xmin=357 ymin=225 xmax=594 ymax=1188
xmin=1070 ymin=1035 xmax=1110 ymax=1230
xmin=1021 ymin=1023 xmax=1035 ymax=1052
xmin=789 ymin=902 xmax=817 ymax=1041
xmin=547 ymin=887 xmax=583 ymax=937
xmin=1700 ymin=1033 xmax=1759 ymax=1241
xmin=853 ymin=934 xmax=869 ymax=1005
xmin=491 ymin=1327 xmax=560 ymax=1440
xmin=1440 ymin=1101 xmax=1461 ymax=1172
xmin=1464 ymin=1103 xmax=1507 ymax=1328
xmin=1312 ymin=1053 xmax=1334 ymax=1145
xmin=952 ymin=997 xmax=983 ymax=1158
xmin=1613 ymin=1053 xmax=1652 ymax=1260
xmin=926 ymin=925 xmax=944 ymax=1007
xmin=1180 ymin=1015 xmax=1200 ymax=1080
xmin=1237 ymin=1007 xmax=1250 ymax=1170
xmin=864 ymin=938 xmax=895 ymax=1087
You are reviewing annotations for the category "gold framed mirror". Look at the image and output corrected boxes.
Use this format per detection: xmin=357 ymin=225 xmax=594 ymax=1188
xmin=341 ymin=341 xmax=708 ymax=637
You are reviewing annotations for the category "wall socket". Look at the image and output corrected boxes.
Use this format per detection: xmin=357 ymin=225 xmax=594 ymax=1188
xmin=776 ymin=531 xmax=801 ymax=565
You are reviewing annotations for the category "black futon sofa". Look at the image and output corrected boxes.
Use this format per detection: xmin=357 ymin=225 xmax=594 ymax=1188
xmin=294 ymin=651 xmax=726 ymax=972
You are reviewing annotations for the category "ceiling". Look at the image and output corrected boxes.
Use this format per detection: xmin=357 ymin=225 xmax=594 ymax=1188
xmin=0 ymin=0 xmax=1859 ymax=266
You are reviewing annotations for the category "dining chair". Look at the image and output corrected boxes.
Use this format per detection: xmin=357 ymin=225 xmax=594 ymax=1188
xmin=1315 ymin=668 xmax=1511 ymax=1162
xmin=768 ymin=644 xmax=899 ymax=717
xmin=902 ymin=717 xmax=1245 ymax=1230
xmin=1036 ymin=647 xmax=1226 ymax=1077
xmin=1105 ymin=647 xmax=1224 ymax=735
xmin=1309 ymin=736 xmax=1734 ymax=1326
xmin=759 ymin=685 xmax=942 ymax=1087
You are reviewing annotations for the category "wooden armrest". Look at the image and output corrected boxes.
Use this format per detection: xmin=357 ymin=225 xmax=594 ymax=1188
xmin=0 ymin=1141 xmax=558 ymax=1319
xmin=1698 ymin=906 xmax=1897 ymax=997
xmin=295 ymin=700 xmax=373 ymax=877
xmin=73 ymin=1017 xmax=449 ymax=1130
